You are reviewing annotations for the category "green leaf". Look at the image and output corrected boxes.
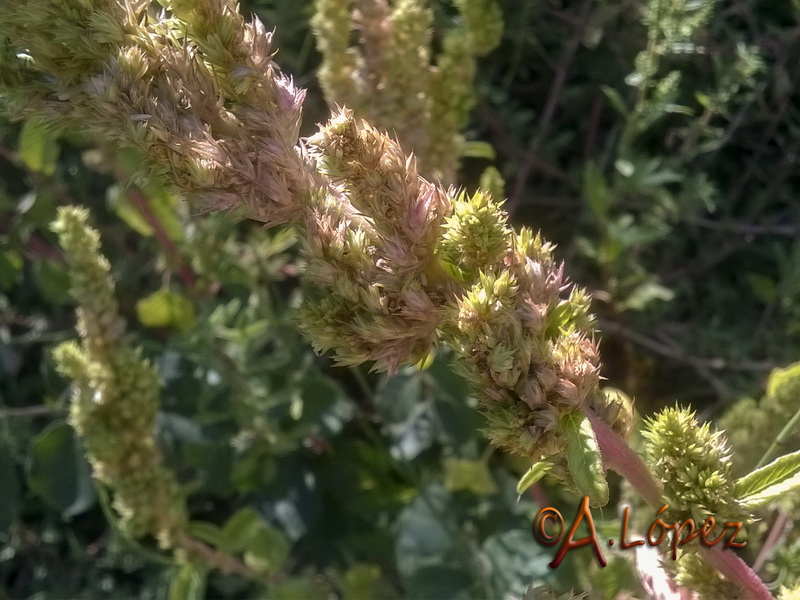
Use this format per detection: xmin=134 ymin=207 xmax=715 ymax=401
xmin=482 ymin=530 xmax=551 ymax=597
xmin=27 ymin=422 xmax=96 ymax=518
xmin=0 ymin=444 xmax=20 ymax=532
xmin=443 ymin=458 xmax=498 ymax=496
xmin=515 ymin=461 xmax=552 ymax=498
xmin=221 ymin=507 xmax=262 ymax=552
xmin=601 ymin=85 xmax=629 ymax=116
xmin=18 ymin=118 xmax=59 ymax=176
xmin=107 ymin=183 xmax=183 ymax=241
xmin=0 ymin=250 xmax=23 ymax=291
xmin=561 ymin=412 xmax=609 ymax=507
xmin=34 ymin=259 xmax=72 ymax=305
xmin=617 ymin=280 xmax=675 ymax=312
xmin=582 ymin=162 xmax=610 ymax=220
xmin=461 ymin=141 xmax=496 ymax=161
xmin=736 ymin=449 xmax=800 ymax=508
xmin=272 ymin=577 xmax=327 ymax=600
xmin=395 ymin=484 xmax=465 ymax=579
xmin=136 ymin=288 xmax=195 ymax=331
xmin=343 ymin=564 xmax=381 ymax=600
xmin=168 ymin=563 xmax=205 ymax=600
xmin=242 ymin=525 xmax=290 ymax=576
xmin=187 ymin=521 xmax=225 ymax=548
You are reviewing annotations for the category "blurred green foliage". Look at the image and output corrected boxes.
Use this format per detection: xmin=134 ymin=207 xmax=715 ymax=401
xmin=1 ymin=0 xmax=800 ymax=598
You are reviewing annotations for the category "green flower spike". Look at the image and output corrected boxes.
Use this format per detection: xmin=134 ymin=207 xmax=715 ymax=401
xmin=51 ymin=207 xmax=186 ymax=547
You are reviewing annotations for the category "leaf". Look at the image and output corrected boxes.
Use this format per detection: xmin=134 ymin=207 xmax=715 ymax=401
xmin=0 ymin=250 xmax=23 ymax=291
xmin=187 ymin=521 xmax=225 ymax=548
xmin=736 ymin=449 xmax=800 ymax=508
xmin=482 ymin=530 xmax=552 ymax=596
xmin=220 ymin=507 xmax=262 ymax=552
xmin=413 ymin=347 xmax=436 ymax=371
xmin=617 ymin=280 xmax=675 ymax=312
xmin=443 ymin=458 xmax=498 ymax=496
xmin=34 ymin=259 xmax=72 ymax=305
xmin=107 ymin=183 xmax=184 ymax=241
xmin=18 ymin=118 xmax=59 ymax=176
xmin=515 ymin=461 xmax=553 ymax=498
xmin=27 ymin=422 xmax=96 ymax=518
xmin=601 ymin=85 xmax=629 ymax=116
xmin=272 ymin=577 xmax=327 ymax=600
xmin=395 ymin=484 xmax=464 ymax=579
xmin=461 ymin=141 xmax=496 ymax=161
xmin=242 ymin=525 xmax=290 ymax=575
xmin=168 ymin=563 xmax=205 ymax=600
xmin=136 ymin=288 xmax=195 ymax=331
xmin=343 ymin=564 xmax=381 ymax=600
xmin=561 ymin=412 xmax=609 ymax=507
xmin=0 ymin=444 xmax=20 ymax=532
xmin=583 ymin=162 xmax=610 ymax=220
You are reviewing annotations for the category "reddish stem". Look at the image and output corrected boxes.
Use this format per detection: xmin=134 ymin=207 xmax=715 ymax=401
xmin=585 ymin=408 xmax=662 ymax=507
xmin=127 ymin=188 xmax=198 ymax=292
xmin=585 ymin=408 xmax=773 ymax=600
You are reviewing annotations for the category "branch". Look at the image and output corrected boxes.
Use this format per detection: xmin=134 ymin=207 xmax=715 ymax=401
xmin=175 ymin=533 xmax=262 ymax=582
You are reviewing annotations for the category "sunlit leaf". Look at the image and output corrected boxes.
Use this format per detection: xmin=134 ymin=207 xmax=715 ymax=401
xmin=136 ymin=288 xmax=195 ymax=331
xmin=168 ymin=563 xmax=205 ymax=600
xmin=515 ymin=461 xmax=552 ymax=498
xmin=19 ymin=118 xmax=59 ymax=176
xmin=561 ymin=412 xmax=609 ymax=507
xmin=736 ymin=449 xmax=800 ymax=508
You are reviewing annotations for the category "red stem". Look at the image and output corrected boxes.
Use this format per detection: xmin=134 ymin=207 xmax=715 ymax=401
xmin=585 ymin=408 xmax=773 ymax=600
xmin=127 ymin=189 xmax=198 ymax=292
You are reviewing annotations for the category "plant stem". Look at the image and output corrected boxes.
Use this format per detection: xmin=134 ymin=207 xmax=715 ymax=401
xmin=585 ymin=408 xmax=773 ymax=600
xmin=175 ymin=532 xmax=262 ymax=582
xmin=756 ymin=405 xmax=800 ymax=469
xmin=584 ymin=407 xmax=662 ymax=507
xmin=126 ymin=188 xmax=198 ymax=293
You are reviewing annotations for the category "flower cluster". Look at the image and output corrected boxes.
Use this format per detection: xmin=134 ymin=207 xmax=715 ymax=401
xmin=311 ymin=0 xmax=503 ymax=183
xmin=0 ymin=0 xmax=312 ymax=226
xmin=298 ymin=109 xmax=452 ymax=372
xmin=6 ymin=0 xmax=608 ymax=516
xmin=439 ymin=191 xmax=601 ymax=459
xmin=643 ymin=407 xmax=748 ymax=525
xmin=51 ymin=207 xmax=186 ymax=546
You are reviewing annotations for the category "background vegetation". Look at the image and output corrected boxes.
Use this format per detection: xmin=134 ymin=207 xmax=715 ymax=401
xmin=1 ymin=0 xmax=799 ymax=598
